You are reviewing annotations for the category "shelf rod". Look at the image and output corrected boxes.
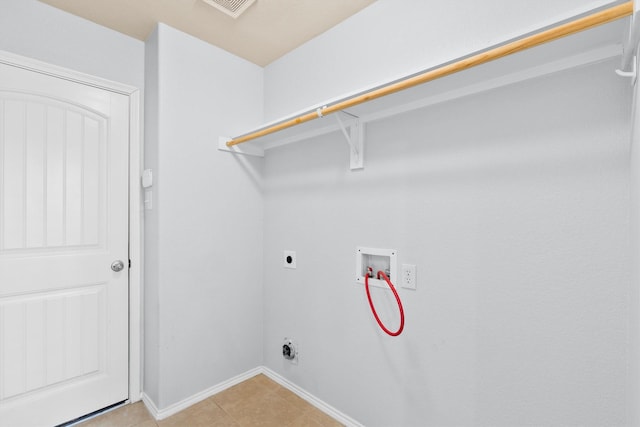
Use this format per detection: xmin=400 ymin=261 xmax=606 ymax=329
xmin=227 ymin=1 xmax=633 ymax=148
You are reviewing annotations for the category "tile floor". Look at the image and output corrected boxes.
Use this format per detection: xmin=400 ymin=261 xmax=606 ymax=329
xmin=77 ymin=374 xmax=344 ymax=427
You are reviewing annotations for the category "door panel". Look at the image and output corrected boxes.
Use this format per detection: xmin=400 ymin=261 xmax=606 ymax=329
xmin=0 ymin=62 xmax=129 ymax=427
xmin=0 ymin=285 xmax=105 ymax=398
xmin=1 ymin=95 xmax=107 ymax=253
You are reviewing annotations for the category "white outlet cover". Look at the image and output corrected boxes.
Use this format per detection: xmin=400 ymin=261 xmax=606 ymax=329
xmin=283 ymin=250 xmax=296 ymax=269
xmin=401 ymin=264 xmax=417 ymax=290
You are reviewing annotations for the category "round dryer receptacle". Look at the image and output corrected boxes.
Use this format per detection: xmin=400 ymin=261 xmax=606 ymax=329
xmin=282 ymin=338 xmax=297 ymax=362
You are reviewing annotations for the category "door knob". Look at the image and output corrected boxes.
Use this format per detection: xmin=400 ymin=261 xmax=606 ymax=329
xmin=111 ymin=260 xmax=125 ymax=272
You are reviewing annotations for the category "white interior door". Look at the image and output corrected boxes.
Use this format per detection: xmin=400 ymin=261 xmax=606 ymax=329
xmin=0 ymin=62 xmax=129 ymax=427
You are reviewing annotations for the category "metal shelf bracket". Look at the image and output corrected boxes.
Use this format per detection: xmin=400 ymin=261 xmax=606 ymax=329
xmin=335 ymin=111 xmax=364 ymax=170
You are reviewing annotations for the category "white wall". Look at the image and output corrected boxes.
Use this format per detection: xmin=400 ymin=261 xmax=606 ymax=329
xmin=143 ymin=23 xmax=265 ymax=410
xmin=143 ymin=26 xmax=161 ymax=406
xmin=264 ymin=0 xmax=620 ymax=122
xmin=263 ymin=58 xmax=632 ymax=427
xmin=630 ymin=54 xmax=640 ymax=427
xmin=0 ymin=0 xmax=144 ymax=90
xmin=262 ymin=1 xmax=633 ymax=425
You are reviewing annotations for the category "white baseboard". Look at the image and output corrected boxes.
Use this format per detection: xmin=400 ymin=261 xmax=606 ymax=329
xmin=140 ymin=393 xmax=160 ymax=419
xmin=140 ymin=365 xmax=362 ymax=426
xmin=260 ymin=367 xmax=364 ymax=427
xmin=141 ymin=366 xmax=262 ymax=420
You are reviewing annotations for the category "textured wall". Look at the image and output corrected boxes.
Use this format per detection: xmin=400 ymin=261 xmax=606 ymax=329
xmin=261 ymin=2 xmax=634 ymax=423
xmin=262 ymin=59 xmax=632 ymax=426
xmin=143 ymin=24 xmax=265 ymax=410
xmin=0 ymin=0 xmax=144 ymax=89
xmin=264 ymin=0 xmax=621 ymax=122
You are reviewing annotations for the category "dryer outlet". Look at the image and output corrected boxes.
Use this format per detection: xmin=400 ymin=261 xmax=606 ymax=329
xmin=283 ymin=250 xmax=296 ymax=269
xmin=282 ymin=337 xmax=298 ymax=364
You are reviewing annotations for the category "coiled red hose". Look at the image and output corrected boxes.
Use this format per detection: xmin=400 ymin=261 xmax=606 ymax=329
xmin=364 ymin=268 xmax=405 ymax=336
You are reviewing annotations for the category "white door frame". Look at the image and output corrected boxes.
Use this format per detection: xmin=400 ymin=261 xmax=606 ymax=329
xmin=0 ymin=50 xmax=143 ymax=404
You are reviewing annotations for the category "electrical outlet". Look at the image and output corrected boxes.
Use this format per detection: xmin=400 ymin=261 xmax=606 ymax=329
xmin=401 ymin=264 xmax=417 ymax=289
xmin=282 ymin=337 xmax=298 ymax=364
xmin=283 ymin=250 xmax=296 ymax=269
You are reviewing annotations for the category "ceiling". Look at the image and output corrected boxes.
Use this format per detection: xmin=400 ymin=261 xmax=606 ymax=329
xmin=38 ymin=0 xmax=376 ymax=66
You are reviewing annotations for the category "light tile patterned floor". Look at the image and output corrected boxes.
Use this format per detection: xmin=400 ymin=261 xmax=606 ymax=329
xmin=77 ymin=374 xmax=343 ymax=427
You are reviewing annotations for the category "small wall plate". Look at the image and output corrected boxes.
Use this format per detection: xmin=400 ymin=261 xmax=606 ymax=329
xmin=282 ymin=337 xmax=298 ymax=364
xmin=283 ymin=250 xmax=296 ymax=269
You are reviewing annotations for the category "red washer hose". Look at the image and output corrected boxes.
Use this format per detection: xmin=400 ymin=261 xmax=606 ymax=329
xmin=365 ymin=269 xmax=405 ymax=336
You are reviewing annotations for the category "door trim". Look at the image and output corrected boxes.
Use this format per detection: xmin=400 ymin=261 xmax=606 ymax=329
xmin=0 ymin=50 xmax=143 ymax=403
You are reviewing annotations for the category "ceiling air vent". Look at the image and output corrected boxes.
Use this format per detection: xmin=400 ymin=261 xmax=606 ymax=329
xmin=201 ymin=0 xmax=256 ymax=19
